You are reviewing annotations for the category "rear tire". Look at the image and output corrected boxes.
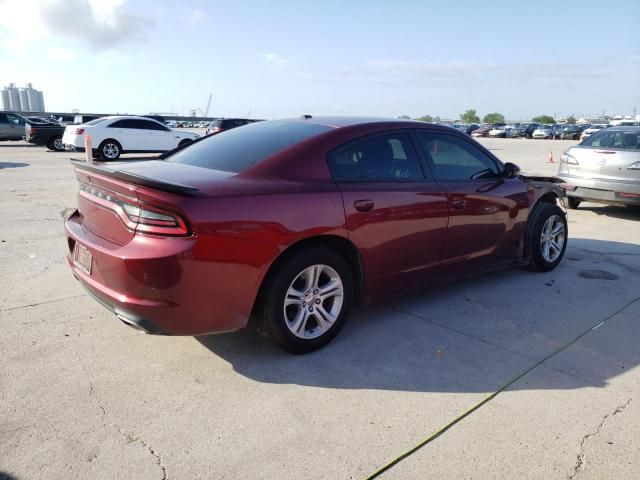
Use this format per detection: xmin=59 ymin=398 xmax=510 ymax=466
xmin=527 ymin=203 xmax=567 ymax=272
xmin=566 ymin=197 xmax=581 ymax=209
xmin=255 ymin=247 xmax=353 ymax=354
xmin=47 ymin=135 xmax=65 ymax=151
xmin=98 ymin=139 xmax=122 ymax=160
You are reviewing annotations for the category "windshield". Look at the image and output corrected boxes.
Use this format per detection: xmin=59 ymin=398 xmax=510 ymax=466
xmin=167 ymin=120 xmax=332 ymax=172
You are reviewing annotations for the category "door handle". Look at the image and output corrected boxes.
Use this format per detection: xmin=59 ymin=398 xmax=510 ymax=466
xmin=450 ymin=199 xmax=466 ymax=211
xmin=354 ymin=199 xmax=374 ymax=212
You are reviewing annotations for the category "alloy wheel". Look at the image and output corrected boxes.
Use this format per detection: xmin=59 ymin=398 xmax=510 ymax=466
xmin=103 ymin=143 xmax=119 ymax=159
xmin=540 ymin=214 xmax=565 ymax=262
xmin=53 ymin=138 xmax=64 ymax=151
xmin=283 ymin=264 xmax=344 ymax=339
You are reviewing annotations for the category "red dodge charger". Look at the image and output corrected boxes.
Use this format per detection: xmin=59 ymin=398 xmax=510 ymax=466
xmin=65 ymin=116 xmax=567 ymax=353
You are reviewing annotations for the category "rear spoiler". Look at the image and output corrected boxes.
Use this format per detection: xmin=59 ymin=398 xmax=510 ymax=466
xmin=70 ymin=159 xmax=200 ymax=196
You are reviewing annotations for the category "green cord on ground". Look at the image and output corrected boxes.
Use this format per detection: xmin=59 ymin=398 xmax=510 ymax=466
xmin=364 ymin=295 xmax=640 ymax=480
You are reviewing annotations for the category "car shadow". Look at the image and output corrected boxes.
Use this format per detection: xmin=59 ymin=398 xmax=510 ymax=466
xmin=195 ymin=238 xmax=640 ymax=393
xmin=0 ymin=144 xmax=36 ymax=148
xmin=0 ymin=162 xmax=29 ymax=169
xmin=577 ymin=203 xmax=640 ymax=220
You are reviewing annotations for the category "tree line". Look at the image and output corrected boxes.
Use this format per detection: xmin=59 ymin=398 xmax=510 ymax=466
xmin=399 ymin=110 xmax=577 ymax=125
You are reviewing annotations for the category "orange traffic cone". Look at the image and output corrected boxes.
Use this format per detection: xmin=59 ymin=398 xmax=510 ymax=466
xmin=547 ymin=151 xmax=555 ymax=163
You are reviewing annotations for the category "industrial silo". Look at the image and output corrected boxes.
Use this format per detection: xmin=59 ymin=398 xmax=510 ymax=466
xmin=19 ymin=88 xmax=31 ymax=112
xmin=1 ymin=89 xmax=9 ymax=110
xmin=7 ymin=84 xmax=21 ymax=111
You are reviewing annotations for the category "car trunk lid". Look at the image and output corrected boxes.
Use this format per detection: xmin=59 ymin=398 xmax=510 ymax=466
xmin=567 ymin=146 xmax=640 ymax=182
xmin=71 ymin=160 xmax=236 ymax=243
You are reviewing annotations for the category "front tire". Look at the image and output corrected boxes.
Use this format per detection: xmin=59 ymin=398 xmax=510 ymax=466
xmin=256 ymin=247 xmax=353 ymax=354
xmin=98 ymin=139 xmax=122 ymax=160
xmin=527 ymin=203 xmax=567 ymax=272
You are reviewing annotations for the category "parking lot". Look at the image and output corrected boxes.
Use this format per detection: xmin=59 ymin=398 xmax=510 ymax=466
xmin=1 ymin=137 xmax=639 ymax=479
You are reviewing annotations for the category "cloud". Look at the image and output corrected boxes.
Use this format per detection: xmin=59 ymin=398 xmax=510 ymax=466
xmin=261 ymin=53 xmax=288 ymax=68
xmin=39 ymin=0 xmax=149 ymax=49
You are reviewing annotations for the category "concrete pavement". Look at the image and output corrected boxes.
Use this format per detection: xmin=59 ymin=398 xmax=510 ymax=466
xmin=1 ymin=138 xmax=639 ymax=479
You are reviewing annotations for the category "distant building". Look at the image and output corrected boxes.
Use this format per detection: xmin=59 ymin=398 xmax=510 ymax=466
xmin=1 ymin=83 xmax=45 ymax=112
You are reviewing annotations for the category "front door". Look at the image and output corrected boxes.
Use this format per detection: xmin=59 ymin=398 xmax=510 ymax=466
xmin=328 ymin=132 xmax=449 ymax=295
xmin=414 ymin=131 xmax=529 ymax=275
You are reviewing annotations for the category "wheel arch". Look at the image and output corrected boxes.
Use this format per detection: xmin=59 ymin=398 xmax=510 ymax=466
xmin=254 ymin=234 xmax=364 ymax=313
xmin=524 ymin=189 xmax=565 ymax=260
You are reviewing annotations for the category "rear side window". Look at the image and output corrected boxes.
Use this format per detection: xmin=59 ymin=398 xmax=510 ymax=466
xmin=582 ymin=130 xmax=640 ymax=149
xmin=416 ymin=133 xmax=501 ymax=181
xmin=109 ymin=119 xmax=137 ymax=129
xmin=167 ymin=120 xmax=332 ymax=172
xmin=85 ymin=118 xmax=108 ymax=126
xmin=328 ymin=133 xmax=424 ymax=181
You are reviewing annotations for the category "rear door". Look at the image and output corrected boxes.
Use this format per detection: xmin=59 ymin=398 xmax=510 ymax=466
xmin=328 ymin=131 xmax=449 ymax=295
xmin=414 ymin=131 xmax=529 ymax=274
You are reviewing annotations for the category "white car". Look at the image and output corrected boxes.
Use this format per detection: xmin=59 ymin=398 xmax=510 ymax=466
xmin=579 ymin=124 xmax=608 ymax=141
xmin=488 ymin=125 xmax=509 ymax=137
xmin=62 ymin=116 xmax=199 ymax=160
xmin=532 ymin=126 xmax=553 ymax=139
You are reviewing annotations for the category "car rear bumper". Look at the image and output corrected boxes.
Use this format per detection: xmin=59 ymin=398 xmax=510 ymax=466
xmin=64 ymin=209 xmax=260 ymax=335
xmin=557 ymin=174 xmax=640 ymax=205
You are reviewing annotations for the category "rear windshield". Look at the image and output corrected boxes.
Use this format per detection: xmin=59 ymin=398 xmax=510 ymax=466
xmin=582 ymin=130 xmax=640 ymax=149
xmin=167 ymin=120 xmax=332 ymax=172
xmin=85 ymin=118 xmax=108 ymax=126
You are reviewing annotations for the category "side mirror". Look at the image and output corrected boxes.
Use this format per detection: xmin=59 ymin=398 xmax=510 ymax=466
xmin=503 ymin=162 xmax=521 ymax=178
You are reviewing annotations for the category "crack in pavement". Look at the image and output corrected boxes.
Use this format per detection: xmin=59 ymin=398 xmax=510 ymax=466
xmin=0 ymin=294 xmax=85 ymax=312
xmin=393 ymin=305 xmax=628 ymax=398
xmin=74 ymin=323 xmax=170 ymax=480
xmin=568 ymin=399 xmax=632 ymax=480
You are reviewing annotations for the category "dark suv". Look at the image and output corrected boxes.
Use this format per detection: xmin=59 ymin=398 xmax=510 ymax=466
xmin=205 ymin=118 xmax=262 ymax=135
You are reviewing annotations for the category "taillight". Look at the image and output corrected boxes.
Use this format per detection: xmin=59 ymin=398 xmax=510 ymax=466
xmin=79 ymin=182 xmax=190 ymax=236
xmin=616 ymin=192 xmax=640 ymax=199
xmin=121 ymin=203 xmax=189 ymax=236
xmin=30 ymin=127 xmax=36 ymax=135
xmin=213 ymin=127 xmax=222 ymax=133
xmin=560 ymin=153 xmax=578 ymax=165
xmin=75 ymin=128 xmax=85 ymax=135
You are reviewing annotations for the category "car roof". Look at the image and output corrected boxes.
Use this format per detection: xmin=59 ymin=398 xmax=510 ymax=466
xmin=278 ymin=115 xmax=426 ymax=129
xmin=604 ymin=126 xmax=640 ymax=131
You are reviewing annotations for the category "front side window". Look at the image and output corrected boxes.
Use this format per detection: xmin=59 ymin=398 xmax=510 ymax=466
xmin=416 ymin=133 xmax=501 ymax=181
xmin=138 ymin=120 xmax=168 ymax=131
xmin=328 ymin=133 xmax=424 ymax=181
xmin=6 ymin=114 xmax=24 ymax=125
xmin=582 ymin=130 xmax=639 ymax=149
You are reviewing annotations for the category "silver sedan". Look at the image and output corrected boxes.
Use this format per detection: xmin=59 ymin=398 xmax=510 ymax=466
xmin=557 ymin=126 xmax=640 ymax=208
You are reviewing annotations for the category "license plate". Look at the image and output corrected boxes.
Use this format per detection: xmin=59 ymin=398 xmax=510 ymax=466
xmin=73 ymin=243 xmax=93 ymax=275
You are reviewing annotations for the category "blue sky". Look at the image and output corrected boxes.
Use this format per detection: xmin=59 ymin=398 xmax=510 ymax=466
xmin=1 ymin=0 xmax=639 ymax=120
